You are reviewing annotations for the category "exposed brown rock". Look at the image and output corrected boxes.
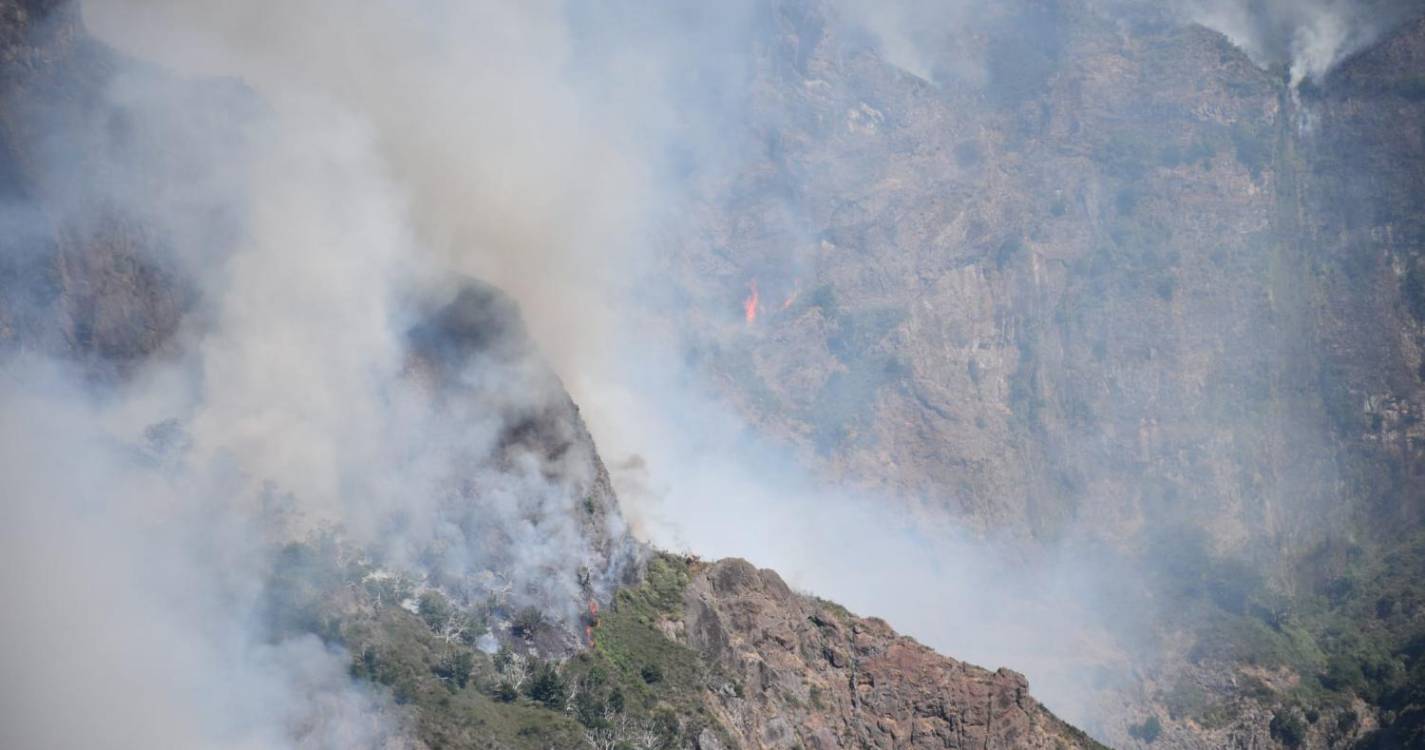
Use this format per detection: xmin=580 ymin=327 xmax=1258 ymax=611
xmin=682 ymin=558 xmax=1104 ymax=750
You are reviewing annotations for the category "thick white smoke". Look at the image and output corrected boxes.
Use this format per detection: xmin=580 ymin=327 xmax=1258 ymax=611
xmin=0 ymin=361 xmax=405 ymax=748
xmin=12 ymin=0 xmax=1416 ymax=745
xmin=0 ymin=1 xmax=649 ymax=745
xmin=76 ymin=0 xmax=1138 ymax=735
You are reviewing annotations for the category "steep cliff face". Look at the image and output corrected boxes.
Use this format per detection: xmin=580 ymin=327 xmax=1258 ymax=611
xmin=674 ymin=0 xmax=1362 ymax=549
xmin=731 ymin=0 xmax=1425 ymax=550
xmin=666 ymin=0 xmax=1425 ymax=747
xmin=682 ymin=558 xmax=1103 ymax=750
xmin=1294 ymin=16 xmax=1425 ymax=539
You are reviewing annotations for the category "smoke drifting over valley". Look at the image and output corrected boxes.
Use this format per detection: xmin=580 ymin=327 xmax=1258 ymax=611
xmin=4 ymin=0 xmax=1425 ymax=747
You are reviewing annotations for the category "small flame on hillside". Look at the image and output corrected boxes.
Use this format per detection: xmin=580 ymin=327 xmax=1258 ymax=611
xmin=743 ymin=280 xmax=760 ymax=325
xmin=782 ymin=283 xmax=799 ymax=310
xmin=585 ymin=598 xmax=599 ymax=643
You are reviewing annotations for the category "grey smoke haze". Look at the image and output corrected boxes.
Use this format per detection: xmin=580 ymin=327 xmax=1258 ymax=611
xmin=11 ymin=0 xmax=1417 ymax=745
xmin=0 ymin=360 xmax=403 ymax=748
xmin=2 ymin=1 xmax=644 ymax=744
xmin=1181 ymin=0 xmax=1425 ymax=84
xmin=849 ymin=0 xmax=1425 ymax=87
xmin=70 ymin=0 xmax=1138 ymax=738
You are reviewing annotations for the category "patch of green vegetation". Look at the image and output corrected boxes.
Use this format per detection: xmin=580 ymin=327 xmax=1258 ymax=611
xmin=565 ymin=553 xmax=737 ymax=750
xmin=595 ymin=582 xmax=700 ymax=695
xmin=1128 ymin=715 xmax=1162 ymax=743
xmin=344 ymin=607 xmax=589 ymax=749
xmin=1150 ymin=529 xmax=1425 ymax=743
xmin=1270 ymin=708 xmax=1307 ymax=748
xmin=813 ymin=597 xmax=854 ymax=624
xmin=615 ymin=553 xmax=691 ymax=621
xmin=266 ymin=543 xmax=736 ymax=750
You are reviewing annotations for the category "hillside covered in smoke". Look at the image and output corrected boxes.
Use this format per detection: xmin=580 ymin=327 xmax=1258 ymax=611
xmin=5 ymin=0 xmax=1425 ymax=749
xmin=0 ymin=1 xmax=1097 ymax=748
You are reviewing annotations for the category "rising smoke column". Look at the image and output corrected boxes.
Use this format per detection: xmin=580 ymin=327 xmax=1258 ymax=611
xmin=0 ymin=0 xmax=651 ymax=745
xmin=1180 ymin=0 xmax=1425 ymax=84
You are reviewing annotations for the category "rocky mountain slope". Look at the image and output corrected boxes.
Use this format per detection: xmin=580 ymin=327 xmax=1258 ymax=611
xmin=666 ymin=0 xmax=1425 ymax=747
xmin=0 ymin=2 xmax=1099 ymax=748
xmin=675 ymin=0 xmax=1425 ymax=548
xmin=301 ymin=550 xmax=1103 ymax=749
xmin=682 ymin=557 xmax=1101 ymax=749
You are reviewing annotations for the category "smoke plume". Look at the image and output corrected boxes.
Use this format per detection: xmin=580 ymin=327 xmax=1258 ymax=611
xmin=1180 ymin=0 xmax=1425 ymax=84
xmin=7 ymin=0 xmax=1419 ymax=745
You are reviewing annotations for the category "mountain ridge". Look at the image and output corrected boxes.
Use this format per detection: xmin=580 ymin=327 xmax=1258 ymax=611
xmin=0 ymin=3 xmax=1101 ymax=748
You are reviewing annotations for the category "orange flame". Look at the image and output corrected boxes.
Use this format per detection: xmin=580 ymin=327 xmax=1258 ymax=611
xmin=585 ymin=599 xmax=600 ymax=643
xmin=782 ymin=285 xmax=799 ymax=310
xmin=743 ymin=280 xmax=760 ymax=324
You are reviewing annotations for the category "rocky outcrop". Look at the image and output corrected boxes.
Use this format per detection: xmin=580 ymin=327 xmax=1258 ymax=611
xmin=682 ymin=558 xmax=1103 ymax=750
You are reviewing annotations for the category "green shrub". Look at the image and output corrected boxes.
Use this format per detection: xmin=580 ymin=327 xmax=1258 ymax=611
xmin=1270 ymin=710 xmax=1307 ymax=748
xmin=433 ymin=650 xmax=475 ymax=690
xmin=1128 ymin=715 xmax=1162 ymax=743
xmin=524 ymin=661 xmax=567 ymax=709
xmin=493 ymin=681 xmax=518 ymax=703
xmin=418 ymin=591 xmax=452 ymax=631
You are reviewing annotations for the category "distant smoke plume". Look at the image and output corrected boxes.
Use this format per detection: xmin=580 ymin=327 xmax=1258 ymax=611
xmin=1181 ymin=0 xmax=1425 ymax=84
xmin=834 ymin=0 xmax=990 ymax=86
xmin=841 ymin=0 xmax=1424 ymax=88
